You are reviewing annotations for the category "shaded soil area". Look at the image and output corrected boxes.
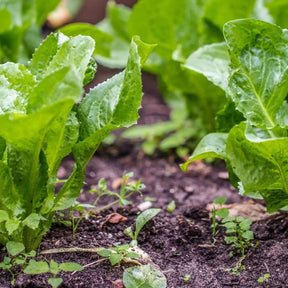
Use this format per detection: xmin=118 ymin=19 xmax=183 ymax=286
xmin=1 ymin=1 xmax=288 ymax=287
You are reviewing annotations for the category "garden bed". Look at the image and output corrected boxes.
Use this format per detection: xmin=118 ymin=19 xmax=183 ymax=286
xmin=1 ymin=69 xmax=288 ymax=288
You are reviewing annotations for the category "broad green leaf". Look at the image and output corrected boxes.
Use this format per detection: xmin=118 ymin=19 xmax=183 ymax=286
xmin=224 ymin=19 xmax=288 ymax=130
xmin=50 ymin=260 xmax=60 ymax=275
xmin=97 ymin=249 xmax=112 ymax=257
xmin=216 ymin=208 xmax=229 ymax=219
xmin=0 ymin=9 xmax=12 ymax=33
xmin=110 ymin=253 xmax=123 ymax=266
xmin=6 ymin=241 xmax=25 ymax=256
xmin=59 ymin=262 xmax=83 ymax=272
xmin=127 ymin=0 xmax=203 ymax=59
xmin=123 ymin=265 xmax=167 ymax=288
xmin=180 ymin=133 xmax=228 ymax=171
xmin=24 ymin=260 xmax=50 ymax=274
xmin=135 ymin=208 xmax=161 ymax=238
xmin=213 ymin=196 xmax=227 ymax=205
xmin=242 ymin=230 xmax=254 ymax=241
xmin=22 ymin=213 xmax=41 ymax=230
xmin=204 ymin=0 xmax=257 ymax=29
xmin=239 ymin=219 xmax=252 ymax=231
xmin=226 ymin=123 xmax=288 ymax=195
xmin=0 ymin=210 xmax=9 ymax=222
xmin=5 ymin=218 xmax=20 ymax=235
xmin=184 ymin=43 xmax=230 ymax=91
xmin=59 ymin=23 xmax=113 ymax=57
xmin=48 ymin=278 xmax=63 ymax=288
xmin=261 ymin=189 xmax=288 ymax=213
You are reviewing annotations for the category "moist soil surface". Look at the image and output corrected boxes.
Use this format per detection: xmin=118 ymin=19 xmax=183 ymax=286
xmin=1 ymin=1 xmax=288 ymax=287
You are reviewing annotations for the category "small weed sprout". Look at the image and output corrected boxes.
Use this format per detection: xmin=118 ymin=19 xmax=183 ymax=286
xmin=68 ymin=172 xmax=145 ymax=234
xmin=0 ymin=241 xmax=36 ymax=285
xmin=222 ymin=216 xmax=254 ymax=275
xmin=184 ymin=274 xmax=191 ymax=282
xmin=257 ymin=273 xmax=270 ymax=284
xmin=167 ymin=200 xmax=176 ymax=212
xmin=211 ymin=196 xmax=229 ymax=239
xmin=24 ymin=259 xmax=83 ymax=288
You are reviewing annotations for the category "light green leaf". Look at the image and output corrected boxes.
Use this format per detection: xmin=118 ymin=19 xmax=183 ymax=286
xmin=224 ymin=19 xmax=288 ymax=130
xmin=48 ymin=278 xmax=63 ymax=288
xmin=5 ymin=218 xmax=19 ymax=235
xmin=6 ymin=241 xmax=25 ymax=256
xmin=22 ymin=213 xmax=41 ymax=230
xmin=123 ymin=265 xmax=167 ymax=288
xmin=204 ymin=0 xmax=257 ymax=29
xmin=226 ymin=123 xmax=288 ymax=197
xmin=213 ymin=196 xmax=227 ymax=205
xmin=59 ymin=262 xmax=83 ymax=272
xmin=265 ymin=0 xmax=288 ymax=28
xmin=135 ymin=208 xmax=161 ymax=239
xmin=97 ymin=249 xmax=112 ymax=258
xmin=0 ymin=210 xmax=9 ymax=222
xmin=184 ymin=43 xmax=230 ymax=91
xmin=110 ymin=253 xmax=123 ymax=266
xmin=180 ymin=133 xmax=228 ymax=171
xmin=35 ymin=0 xmax=61 ymax=25
xmin=24 ymin=260 xmax=50 ymax=274
xmin=50 ymin=259 xmax=60 ymax=275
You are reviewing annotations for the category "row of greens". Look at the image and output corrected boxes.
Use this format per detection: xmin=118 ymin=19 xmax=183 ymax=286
xmin=82 ymin=0 xmax=288 ymax=156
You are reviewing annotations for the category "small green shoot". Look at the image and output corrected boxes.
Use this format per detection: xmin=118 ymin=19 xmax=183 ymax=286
xmin=257 ymin=273 xmax=270 ymax=283
xmin=167 ymin=201 xmax=176 ymax=212
xmin=184 ymin=274 xmax=191 ymax=282
xmin=97 ymin=244 xmax=140 ymax=266
xmin=24 ymin=259 xmax=83 ymax=288
xmin=68 ymin=172 xmax=145 ymax=234
xmin=124 ymin=208 xmax=161 ymax=246
xmin=0 ymin=241 xmax=36 ymax=285
xmin=212 ymin=196 xmax=229 ymax=239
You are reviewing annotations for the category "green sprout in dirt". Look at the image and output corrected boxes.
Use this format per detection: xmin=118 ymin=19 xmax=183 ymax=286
xmin=222 ymin=216 xmax=254 ymax=275
xmin=97 ymin=243 xmax=141 ymax=266
xmin=0 ymin=241 xmax=36 ymax=285
xmin=124 ymin=208 xmax=161 ymax=246
xmin=211 ymin=196 xmax=229 ymax=240
xmin=257 ymin=273 xmax=270 ymax=285
xmin=24 ymin=259 xmax=83 ymax=288
xmin=68 ymin=172 xmax=145 ymax=234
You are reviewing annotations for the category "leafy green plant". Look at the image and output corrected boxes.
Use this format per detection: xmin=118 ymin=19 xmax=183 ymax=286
xmin=124 ymin=208 xmax=161 ymax=246
xmin=97 ymin=243 xmax=140 ymax=266
xmin=0 ymin=31 xmax=153 ymax=252
xmin=79 ymin=0 xmax=288 ymax=156
xmin=222 ymin=216 xmax=254 ymax=258
xmin=257 ymin=273 xmax=270 ymax=284
xmin=181 ymin=19 xmax=288 ymax=212
xmin=123 ymin=264 xmax=167 ymax=288
xmin=211 ymin=196 xmax=229 ymax=239
xmin=0 ymin=241 xmax=36 ymax=284
xmin=24 ymin=259 xmax=83 ymax=288
xmin=68 ymin=172 xmax=145 ymax=234
xmin=0 ymin=0 xmax=62 ymax=63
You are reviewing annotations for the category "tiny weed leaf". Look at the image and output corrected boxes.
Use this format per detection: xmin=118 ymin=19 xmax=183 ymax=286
xmin=123 ymin=264 xmax=167 ymax=288
xmin=213 ymin=196 xmax=227 ymax=205
xmin=59 ymin=262 xmax=83 ymax=272
xmin=50 ymin=259 xmax=60 ymax=275
xmin=6 ymin=241 xmax=25 ymax=256
xmin=242 ymin=230 xmax=254 ymax=241
xmin=125 ymin=252 xmax=140 ymax=259
xmin=24 ymin=260 xmax=50 ymax=274
xmin=135 ymin=208 xmax=161 ymax=239
xmin=123 ymin=226 xmax=134 ymax=239
xmin=48 ymin=277 xmax=63 ymax=288
xmin=110 ymin=253 xmax=123 ymax=266
xmin=97 ymin=249 xmax=112 ymax=258
xmin=167 ymin=201 xmax=176 ymax=212
xmin=216 ymin=208 xmax=229 ymax=218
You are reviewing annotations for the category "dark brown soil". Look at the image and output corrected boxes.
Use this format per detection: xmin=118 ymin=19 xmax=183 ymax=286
xmin=1 ymin=1 xmax=288 ymax=288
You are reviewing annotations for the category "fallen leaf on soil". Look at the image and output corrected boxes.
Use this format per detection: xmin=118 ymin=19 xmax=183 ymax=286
xmin=206 ymin=200 xmax=278 ymax=221
xmin=185 ymin=160 xmax=212 ymax=176
xmin=99 ymin=213 xmax=128 ymax=229
xmin=112 ymin=279 xmax=125 ymax=288
xmin=112 ymin=178 xmax=124 ymax=189
xmin=137 ymin=201 xmax=153 ymax=211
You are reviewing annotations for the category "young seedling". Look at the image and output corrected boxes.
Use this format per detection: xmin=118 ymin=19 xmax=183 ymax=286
xmin=124 ymin=208 xmax=161 ymax=246
xmin=24 ymin=259 xmax=83 ymax=288
xmin=0 ymin=241 xmax=36 ymax=285
xmin=167 ymin=200 xmax=176 ymax=213
xmin=68 ymin=172 xmax=145 ymax=234
xmin=257 ymin=273 xmax=270 ymax=284
xmin=97 ymin=244 xmax=141 ymax=266
xmin=222 ymin=216 xmax=254 ymax=275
